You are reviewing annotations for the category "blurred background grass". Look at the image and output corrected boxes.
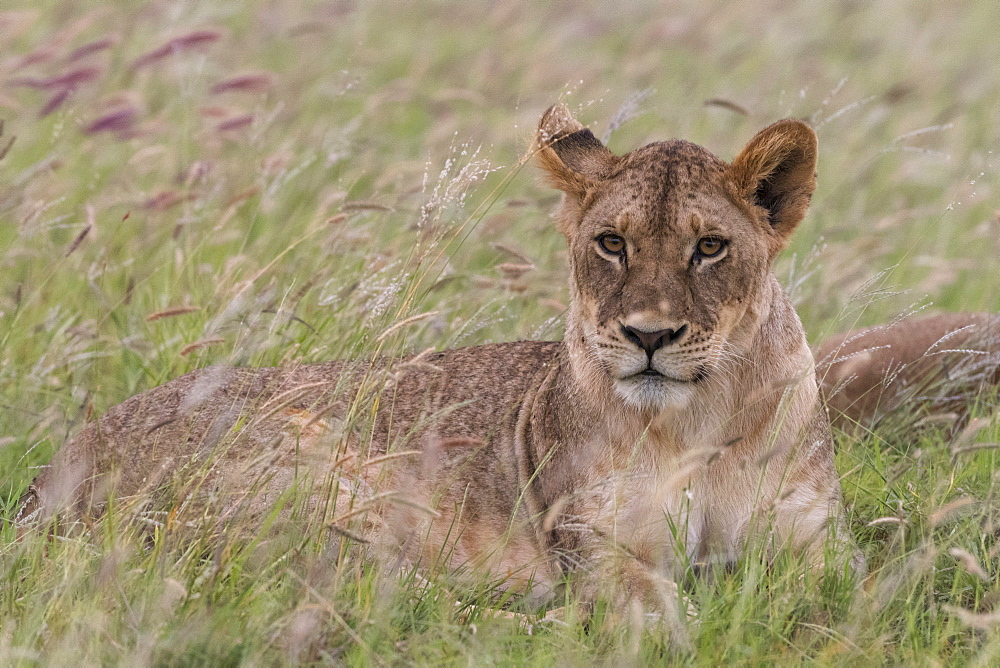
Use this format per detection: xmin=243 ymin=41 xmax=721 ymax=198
xmin=1 ymin=1 xmax=999 ymax=663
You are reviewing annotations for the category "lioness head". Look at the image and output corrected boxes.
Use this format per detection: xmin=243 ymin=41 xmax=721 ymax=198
xmin=535 ymin=104 xmax=817 ymax=410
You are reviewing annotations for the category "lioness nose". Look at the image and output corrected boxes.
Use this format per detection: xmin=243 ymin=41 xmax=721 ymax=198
xmin=621 ymin=323 xmax=688 ymax=356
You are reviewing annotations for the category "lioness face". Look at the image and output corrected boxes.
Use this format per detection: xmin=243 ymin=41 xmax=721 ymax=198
xmin=536 ymin=105 xmax=818 ymax=410
xmin=568 ymin=142 xmax=772 ymax=409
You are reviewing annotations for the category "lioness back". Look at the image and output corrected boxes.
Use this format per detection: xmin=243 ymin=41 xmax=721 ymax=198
xmin=20 ymin=342 xmax=558 ymax=541
xmin=818 ymin=312 xmax=1000 ymax=432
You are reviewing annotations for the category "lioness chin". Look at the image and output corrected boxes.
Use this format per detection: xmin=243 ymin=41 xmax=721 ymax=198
xmin=17 ymin=104 xmax=863 ymax=622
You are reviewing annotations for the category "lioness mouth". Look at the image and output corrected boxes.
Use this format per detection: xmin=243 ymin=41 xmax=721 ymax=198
xmin=636 ymin=368 xmax=686 ymax=382
xmin=634 ymin=368 xmax=704 ymax=384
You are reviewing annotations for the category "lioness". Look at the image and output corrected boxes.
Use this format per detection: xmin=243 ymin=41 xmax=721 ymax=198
xmin=16 ymin=104 xmax=862 ymax=616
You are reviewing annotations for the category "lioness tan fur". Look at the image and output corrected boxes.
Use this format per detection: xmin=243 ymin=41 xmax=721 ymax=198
xmin=818 ymin=312 xmax=1000 ymax=433
xmin=17 ymin=105 xmax=862 ymax=614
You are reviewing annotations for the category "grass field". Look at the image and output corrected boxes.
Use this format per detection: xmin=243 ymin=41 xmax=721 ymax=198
xmin=2 ymin=1 xmax=999 ymax=664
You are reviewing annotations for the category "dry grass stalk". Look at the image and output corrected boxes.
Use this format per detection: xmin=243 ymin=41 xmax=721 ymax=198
xmin=210 ymin=73 xmax=273 ymax=94
xmin=217 ymin=115 xmax=254 ymax=132
xmin=179 ymin=338 xmax=225 ymax=356
xmin=147 ymin=305 xmax=201 ymax=321
xmin=65 ymin=37 xmax=116 ymax=62
xmin=85 ymin=107 xmax=137 ymax=135
xmin=374 ymin=311 xmax=439 ymax=344
xmin=132 ymin=29 xmax=223 ymax=69
xmin=64 ymin=224 xmax=91 ymax=257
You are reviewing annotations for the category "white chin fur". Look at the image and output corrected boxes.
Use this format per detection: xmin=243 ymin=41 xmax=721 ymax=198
xmin=614 ymin=375 xmax=695 ymax=410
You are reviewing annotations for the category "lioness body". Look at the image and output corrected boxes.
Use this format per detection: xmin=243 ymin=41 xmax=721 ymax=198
xmin=20 ymin=106 xmax=861 ymax=610
xmin=818 ymin=312 xmax=1000 ymax=432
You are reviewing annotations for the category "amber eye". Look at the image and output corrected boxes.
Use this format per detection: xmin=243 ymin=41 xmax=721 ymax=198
xmin=696 ymin=237 xmax=725 ymax=258
xmin=598 ymin=234 xmax=626 ymax=255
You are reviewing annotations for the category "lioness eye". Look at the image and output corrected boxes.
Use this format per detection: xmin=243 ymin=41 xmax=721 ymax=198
xmin=598 ymin=234 xmax=625 ymax=255
xmin=696 ymin=237 xmax=725 ymax=258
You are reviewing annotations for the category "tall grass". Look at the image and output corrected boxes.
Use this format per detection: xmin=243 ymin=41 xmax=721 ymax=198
xmin=1 ymin=0 xmax=999 ymax=663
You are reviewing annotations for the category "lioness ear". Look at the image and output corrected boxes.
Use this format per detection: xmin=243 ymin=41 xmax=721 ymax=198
xmin=534 ymin=103 xmax=618 ymax=199
xmin=728 ymin=119 xmax=818 ymax=248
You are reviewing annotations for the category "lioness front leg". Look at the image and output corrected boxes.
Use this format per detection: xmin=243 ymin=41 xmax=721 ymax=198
xmin=547 ymin=513 xmax=693 ymax=643
xmin=771 ymin=475 xmax=866 ymax=578
xmin=566 ymin=549 xmax=691 ymax=647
